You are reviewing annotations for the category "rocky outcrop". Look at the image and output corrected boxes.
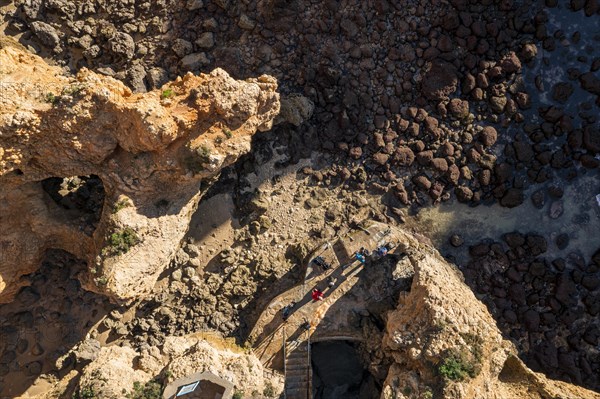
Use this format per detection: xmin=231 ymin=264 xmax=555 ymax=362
xmin=70 ymin=334 xmax=282 ymax=399
xmin=380 ymin=242 xmax=600 ymax=399
xmin=0 ymin=40 xmax=309 ymax=303
xmin=76 ymin=345 xmax=152 ymax=398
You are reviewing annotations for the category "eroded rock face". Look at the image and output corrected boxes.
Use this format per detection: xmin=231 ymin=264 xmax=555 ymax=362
xmin=70 ymin=335 xmax=282 ymax=399
xmin=380 ymin=244 xmax=600 ymax=399
xmin=0 ymin=41 xmax=284 ymax=303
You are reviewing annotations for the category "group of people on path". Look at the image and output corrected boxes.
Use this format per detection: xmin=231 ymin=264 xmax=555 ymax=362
xmin=281 ymin=240 xmax=392 ymax=321
xmin=355 ymin=243 xmax=389 ymax=264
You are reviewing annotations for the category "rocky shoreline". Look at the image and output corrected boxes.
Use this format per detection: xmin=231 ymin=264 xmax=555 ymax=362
xmin=2 ymin=0 xmax=598 ymax=212
xmin=465 ymin=234 xmax=600 ymax=388
xmin=0 ymin=0 xmax=599 ymax=397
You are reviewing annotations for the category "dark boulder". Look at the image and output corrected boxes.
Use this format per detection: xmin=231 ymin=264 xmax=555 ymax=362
xmin=555 ymin=233 xmax=570 ymax=250
xmin=527 ymin=234 xmax=547 ymax=255
xmin=420 ymin=61 xmax=458 ymax=101
xmin=500 ymin=51 xmax=522 ymax=74
xmin=455 ymin=186 xmax=473 ymax=202
xmin=579 ymin=72 xmax=600 ymax=96
xmin=582 ymin=125 xmax=600 ymax=153
xmin=412 ymin=175 xmax=432 ymax=190
xmin=393 ymin=146 xmax=415 ymax=166
xmin=504 ymin=232 xmax=525 ymax=247
xmin=479 ymin=126 xmax=498 ymax=147
xmin=531 ymin=189 xmax=545 ymax=209
xmin=555 ymin=273 xmax=578 ymax=307
xmin=469 ymin=243 xmax=490 ymax=257
xmin=522 ymin=309 xmax=540 ymax=331
xmin=431 ymin=158 xmax=449 ymax=173
xmin=500 ymin=188 xmax=524 ymax=208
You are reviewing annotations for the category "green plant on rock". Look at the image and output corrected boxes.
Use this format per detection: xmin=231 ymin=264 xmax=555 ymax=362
xmin=196 ymin=145 xmax=211 ymax=162
xmin=420 ymin=388 xmax=434 ymax=399
xmin=438 ymin=349 xmax=478 ymax=381
xmin=438 ymin=332 xmax=483 ymax=382
xmin=433 ymin=320 xmax=447 ymax=332
xmin=72 ymin=385 xmax=96 ymax=399
xmin=460 ymin=332 xmax=483 ymax=364
xmin=163 ymin=369 xmax=173 ymax=380
xmin=223 ymin=127 xmax=233 ymax=139
xmin=184 ymin=157 xmax=204 ymax=174
xmin=263 ymin=382 xmax=275 ymax=398
xmin=45 ymin=92 xmax=58 ymax=104
xmin=62 ymin=84 xmax=85 ymax=96
xmin=126 ymin=380 xmax=162 ymax=399
xmin=94 ymin=275 xmax=108 ymax=286
xmin=184 ymin=145 xmax=212 ymax=174
xmin=104 ymin=227 xmax=139 ymax=256
xmin=160 ymin=88 xmax=174 ymax=99
xmin=112 ymin=198 xmax=131 ymax=214
xmin=232 ymin=390 xmax=244 ymax=399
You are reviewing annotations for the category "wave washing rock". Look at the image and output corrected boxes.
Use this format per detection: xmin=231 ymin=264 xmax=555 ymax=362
xmin=0 ymin=39 xmax=311 ymax=303
xmin=380 ymin=240 xmax=600 ymax=399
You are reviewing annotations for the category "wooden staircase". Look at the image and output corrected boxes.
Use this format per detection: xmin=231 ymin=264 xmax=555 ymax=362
xmin=284 ymin=337 xmax=312 ymax=399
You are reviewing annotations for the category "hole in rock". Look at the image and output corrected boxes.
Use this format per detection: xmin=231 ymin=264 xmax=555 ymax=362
xmin=311 ymin=341 xmax=380 ymax=399
xmin=498 ymin=355 xmax=529 ymax=384
xmin=41 ymin=175 xmax=105 ymax=233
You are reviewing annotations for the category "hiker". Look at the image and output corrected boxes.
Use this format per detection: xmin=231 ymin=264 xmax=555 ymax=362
xmin=300 ymin=320 xmax=311 ymax=331
xmin=359 ymin=247 xmax=371 ymax=257
xmin=355 ymin=252 xmax=366 ymax=264
xmin=311 ymin=288 xmax=324 ymax=301
xmin=327 ymin=276 xmax=336 ymax=288
xmin=282 ymin=301 xmax=296 ymax=321
xmin=313 ymin=256 xmax=330 ymax=271
xmin=376 ymin=245 xmax=388 ymax=257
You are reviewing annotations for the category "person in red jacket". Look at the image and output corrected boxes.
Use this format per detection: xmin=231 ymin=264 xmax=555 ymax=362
xmin=311 ymin=288 xmax=324 ymax=301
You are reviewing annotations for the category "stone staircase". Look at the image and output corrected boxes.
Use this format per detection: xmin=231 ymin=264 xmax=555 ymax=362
xmin=285 ymin=338 xmax=311 ymax=399
xmin=372 ymin=226 xmax=391 ymax=245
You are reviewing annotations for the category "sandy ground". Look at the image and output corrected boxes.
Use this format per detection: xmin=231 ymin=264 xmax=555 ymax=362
xmin=413 ymin=171 xmax=600 ymax=265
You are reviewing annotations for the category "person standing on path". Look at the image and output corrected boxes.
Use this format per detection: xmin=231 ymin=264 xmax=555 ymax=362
xmin=311 ymin=288 xmax=324 ymax=301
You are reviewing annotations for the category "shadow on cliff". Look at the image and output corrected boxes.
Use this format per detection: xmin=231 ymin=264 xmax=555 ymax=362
xmin=0 ymin=249 xmax=115 ymax=398
xmin=300 ymin=254 xmax=413 ymax=397
xmin=255 ymin=253 xmax=410 ymax=396
xmin=424 ymin=204 xmax=600 ymax=391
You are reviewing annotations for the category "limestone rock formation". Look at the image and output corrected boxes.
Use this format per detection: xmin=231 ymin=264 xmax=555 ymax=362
xmin=381 ymin=242 xmax=600 ymax=399
xmin=71 ymin=334 xmax=281 ymax=399
xmin=0 ymin=40 xmax=285 ymax=303
xmin=77 ymin=345 xmax=152 ymax=398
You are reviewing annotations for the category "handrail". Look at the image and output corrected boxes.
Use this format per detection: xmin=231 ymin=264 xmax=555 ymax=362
xmin=306 ymin=330 xmax=311 ymax=399
xmin=283 ymin=326 xmax=287 ymax=399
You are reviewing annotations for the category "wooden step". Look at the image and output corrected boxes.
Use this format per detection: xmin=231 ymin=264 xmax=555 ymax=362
xmin=286 ymin=370 xmax=309 ymax=379
xmin=284 ymin=338 xmax=311 ymax=399
xmin=286 ymin=360 xmax=308 ymax=368
xmin=285 ymin=388 xmax=309 ymax=399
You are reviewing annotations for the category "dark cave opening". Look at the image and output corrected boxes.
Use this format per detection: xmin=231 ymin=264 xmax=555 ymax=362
xmin=311 ymin=341 xmax=380 ymax=399
xmin=41 ymin=175 xmax=105 ymax=233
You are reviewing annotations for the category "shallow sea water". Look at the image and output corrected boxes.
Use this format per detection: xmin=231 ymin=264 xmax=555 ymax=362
xmin=412 ymin=2 xmax=600 ymax=266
